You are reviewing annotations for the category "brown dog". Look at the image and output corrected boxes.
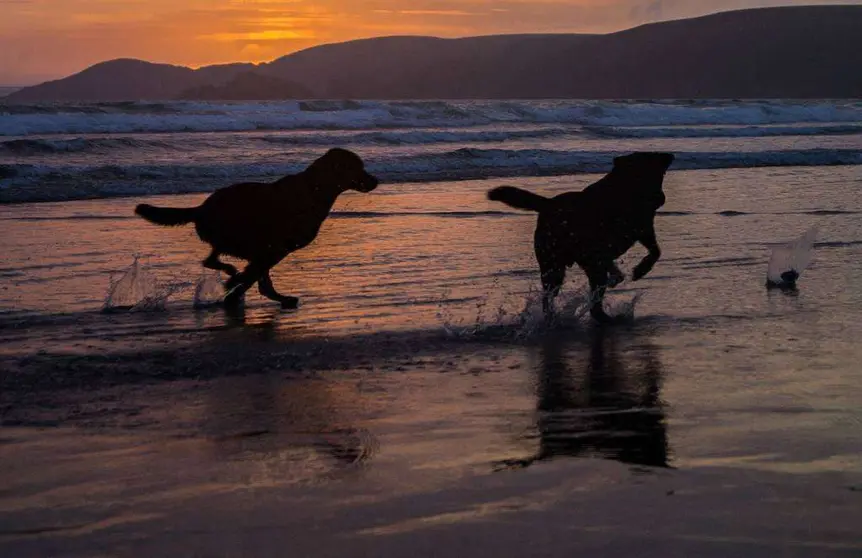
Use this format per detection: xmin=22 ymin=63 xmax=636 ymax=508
xmin=488 ymin=152 xmax=674 ymax=323
xmin=135 ymin=148 xmax=378 ymax=308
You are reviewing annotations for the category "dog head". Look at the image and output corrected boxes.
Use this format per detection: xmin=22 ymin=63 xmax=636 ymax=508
xmin=611 ymin=152 xmax=674 ymax=207
xmin=309 ymin=148 xmax=379 ymax=193
xmin=612 ymin=152 xmax=675 ymax=175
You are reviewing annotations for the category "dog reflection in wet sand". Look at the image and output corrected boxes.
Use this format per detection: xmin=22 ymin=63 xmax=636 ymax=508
xmin=498 ymin=329 xmax=669 ymax=470
xmin=135 ymin=148 xmax=378 ymax=309
xmin=205 ymin=374 xmax=378 ymax=481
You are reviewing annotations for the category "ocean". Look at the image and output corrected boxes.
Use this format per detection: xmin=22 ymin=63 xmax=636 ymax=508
xmin=1 ymin=99 xmax=862 ymax=556
xmin=2 ymin=99 xmax=861 ymax=203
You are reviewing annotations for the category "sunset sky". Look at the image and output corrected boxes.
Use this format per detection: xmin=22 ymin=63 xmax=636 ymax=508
xmin=0 ymin=0 xmax=858 ymax=84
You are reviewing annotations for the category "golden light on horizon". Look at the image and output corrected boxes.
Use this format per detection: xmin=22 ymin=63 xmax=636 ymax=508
xmin=201 ymin=29 xmax=319 ymax=42
xmin=0 ymin=0 xmax=856 ymax=84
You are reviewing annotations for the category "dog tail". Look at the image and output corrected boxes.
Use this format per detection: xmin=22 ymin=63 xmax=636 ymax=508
xmin=487 ymin=186 xmax=549 ymax=212
xmin=134 ymin=203 xmax=198 ymax=226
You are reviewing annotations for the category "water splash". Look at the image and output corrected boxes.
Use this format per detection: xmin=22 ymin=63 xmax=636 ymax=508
xmin=103 ymin=256 xmax=159 ymax=311
xmin=604 ymin=291 xmax=643 ymax=320
xmin=103 ymin=256 xmax=189 ymax=312
xmin=437 ymin=273 xmax=645 ymax=340
xmin=193 ymin=270 xmax=225 ymax=308
xmin=438 ymin=284 xmax=596 ymax=340
xmin=436 ymin=277 xmax=536 ymax=339
xmin=767 ymin=226 xmax=818 ymax=287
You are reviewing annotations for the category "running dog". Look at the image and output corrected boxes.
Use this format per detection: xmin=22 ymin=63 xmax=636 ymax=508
xmin=487 ymin=152 xmax=674 ymax=323
xmin=135 ymin=148 xmax=378 ymax=308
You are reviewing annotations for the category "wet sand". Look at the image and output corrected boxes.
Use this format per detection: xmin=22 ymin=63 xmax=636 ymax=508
xmin=3 ymin=328 xmax=862 ymax=557
xmin=3 ymin=435 xmax=860 ymax=557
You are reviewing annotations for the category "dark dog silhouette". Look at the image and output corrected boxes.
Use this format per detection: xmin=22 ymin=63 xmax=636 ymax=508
xmin=488 ymin=152 xmax=674 ymax=323
xmin=135 ymin=148 xmax=378 ymax=308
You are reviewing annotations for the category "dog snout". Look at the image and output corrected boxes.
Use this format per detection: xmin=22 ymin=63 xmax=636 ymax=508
xmin=358 ymin=173 xmax=379 ymax=192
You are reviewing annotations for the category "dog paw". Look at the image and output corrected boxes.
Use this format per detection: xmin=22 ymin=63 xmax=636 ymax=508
xmin=280 ymin=297 xmax=299 ymax=310
xmin=608 ymin=271 xmax=625 ymax=288
xmin=223 ymin=296 xmax=244 ymax=309
xmin=631 ymin=267 xmax=648 ymax=281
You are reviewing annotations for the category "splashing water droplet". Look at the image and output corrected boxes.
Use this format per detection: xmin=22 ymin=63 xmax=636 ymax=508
xmin=605 ymin=292 xmax=643 ymax=320
xmin=767 ymin=226 xmax=818 ymax=286
xmin=435 ymin=277 xmax=645 ymax=340
xmin=103 ymin=256 xmax=159 ymax=312
xmin=103 ymin=256 xmax=190 ymax=312
xmin=193 ymin=271 xmax=225 ymax=308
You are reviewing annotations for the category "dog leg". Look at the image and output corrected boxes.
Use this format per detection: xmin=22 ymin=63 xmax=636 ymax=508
xmin=632 ymin=225 xmax=661 ymax=281
xmin=203 ymin=250 xmax=239 ymax=278
xmin=223 ymin=261 xmax=265 ymax=308
xmin=258 ymin=269 xmax=299 ymax=309
xmin=586 ymin=267 xmax=614 ymax=324
xmin=608 ymin=261 xmax=625 ymax=288
xmin=224 ymin=276 xmax=253 ymax=308
xmin=540 ymin=265 xmax=565 ymax=319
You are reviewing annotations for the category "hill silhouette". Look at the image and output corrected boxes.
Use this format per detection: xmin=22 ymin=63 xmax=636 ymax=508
xmin=176 ymin=71 xmax=312 ymax=100
xmin=5 ymin=6 xmax=861 ymax=101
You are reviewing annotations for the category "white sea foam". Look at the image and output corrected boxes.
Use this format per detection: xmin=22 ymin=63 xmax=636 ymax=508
xmin=586 ymin=123 xmax=862 ymax=139
xmin=2 ymin=99 xmax=860 ymax=136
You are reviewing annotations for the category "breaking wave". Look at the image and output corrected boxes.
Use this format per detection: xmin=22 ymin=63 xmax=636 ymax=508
xmin=2 ymin=99 xmax=860 ymax=136
xmin=258 ymin=127 xmax=572 ymax=146
xmin=586 ymin=123 xmax=862 ymax=139
xmin=2 ymin=98 xmax=859 ymax=204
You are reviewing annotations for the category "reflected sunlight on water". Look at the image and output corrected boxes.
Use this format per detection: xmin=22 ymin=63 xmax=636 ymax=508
xmin=1 ymin=166 xmax=862 ymax=540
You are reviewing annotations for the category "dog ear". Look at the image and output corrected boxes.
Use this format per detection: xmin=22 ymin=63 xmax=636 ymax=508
xmin=613 ymin=154 xmax=636 ymax=170
xmin=323 ymin=148 xmax=360 ymax=173
xmin=312 ymin=149 xmax=343 ymax=174
xmin=614 ymin=152 xmax=674 ymax=172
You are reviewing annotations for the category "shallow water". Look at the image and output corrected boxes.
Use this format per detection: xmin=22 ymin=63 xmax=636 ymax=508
xmin=3 ymin=163 xmax=862 ymax=453
xmin=2 ymin=163 xmax=862 ymax=555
